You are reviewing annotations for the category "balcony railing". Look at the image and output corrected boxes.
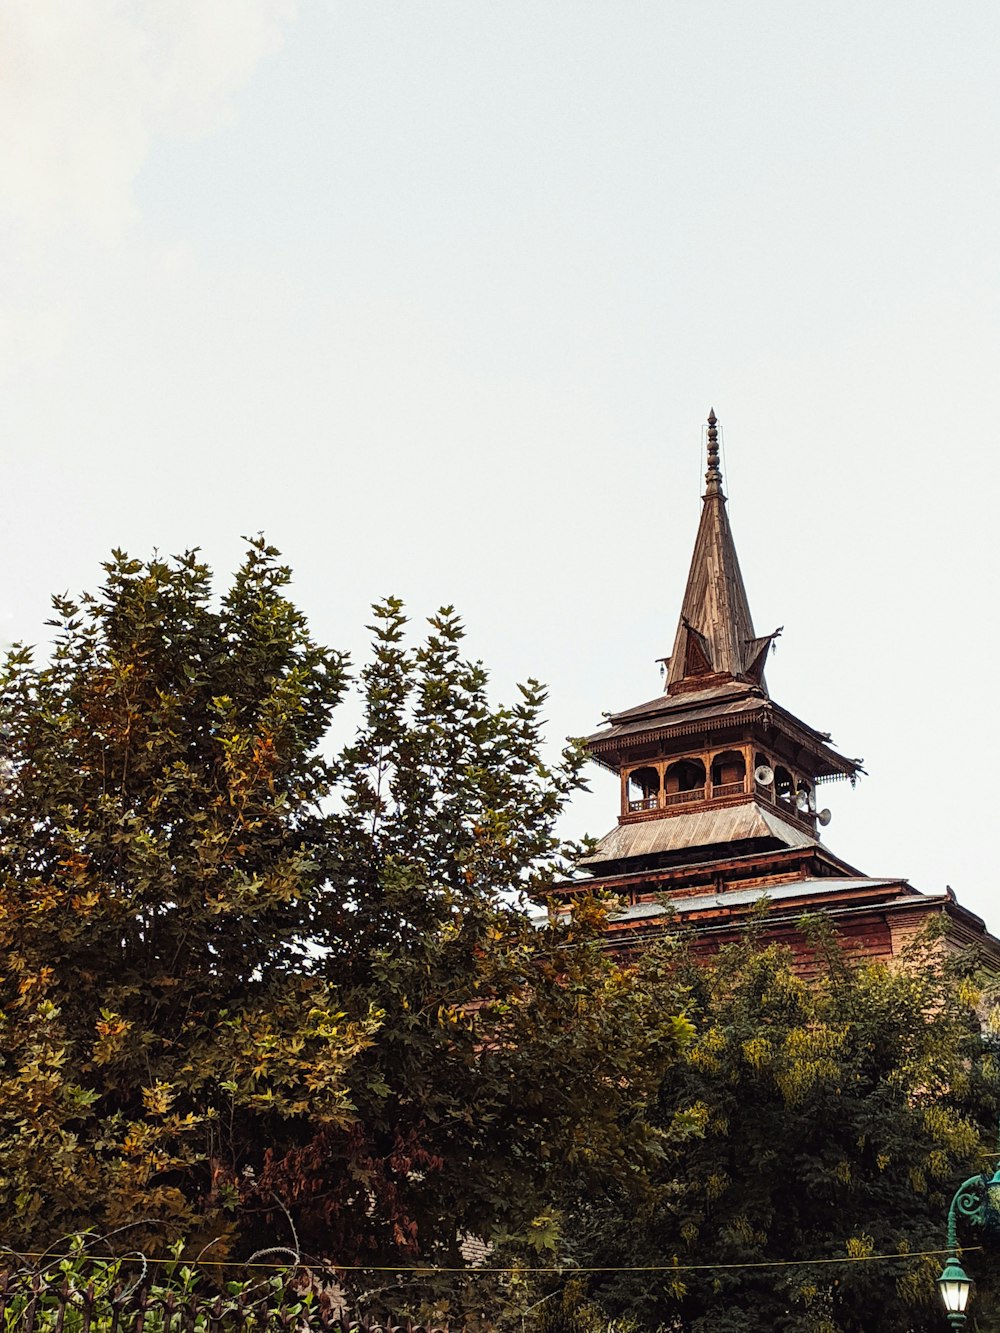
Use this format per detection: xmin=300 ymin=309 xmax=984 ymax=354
xmin=623 ymin=779 xmax=761 ymax=815
xmin=627 ymin=796 xmax=659 ymax=812
xmin=665 ymin=787 xmax=705 ymax=806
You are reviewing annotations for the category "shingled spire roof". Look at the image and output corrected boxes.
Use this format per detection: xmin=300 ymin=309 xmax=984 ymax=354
xmin=665 ymin=410 xmax=777 ymax=694
xmin=583 ymin=410 xmax=860 ymax=788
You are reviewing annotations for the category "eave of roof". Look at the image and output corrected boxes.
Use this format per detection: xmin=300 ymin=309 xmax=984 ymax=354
xmin=553 ymin=840 xmax=864 ymax=895
xmin=584 ymin=690 xmax=861 ymax=782
xmin=607 ymin=876 xmax=907 ymax=921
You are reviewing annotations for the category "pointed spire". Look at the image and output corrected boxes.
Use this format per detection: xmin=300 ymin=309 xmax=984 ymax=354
xmin=666 ymin=411 xmax=764 ymax=694
xmin=705 ymin=408 xmax=723 ymax=496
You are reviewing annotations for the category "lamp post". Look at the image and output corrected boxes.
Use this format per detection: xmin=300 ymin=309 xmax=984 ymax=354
xmin=938 ymin=1152 xmax=1000 ymax=1327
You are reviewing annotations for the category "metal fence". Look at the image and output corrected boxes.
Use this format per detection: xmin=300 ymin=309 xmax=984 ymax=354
xmin=0 ymin=1265 xmax=451 ymax=1332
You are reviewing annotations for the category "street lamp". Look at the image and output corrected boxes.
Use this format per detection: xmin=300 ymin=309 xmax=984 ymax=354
xmin=936 ymin=1254 xmax=971 ymax=1328
xmin=938 ymin=1150 xmax=1000 ymax=1327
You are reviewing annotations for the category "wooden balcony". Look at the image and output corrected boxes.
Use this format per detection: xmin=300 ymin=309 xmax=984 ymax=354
xmin=665 ymin=787 xmax=706 ymax=807
xmin=624 ymin=780 xmax=758 ymax=820
xmin=627 ymin=796 xmax=659 ymax=812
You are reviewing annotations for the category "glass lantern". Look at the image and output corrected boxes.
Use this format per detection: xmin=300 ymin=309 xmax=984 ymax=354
xmin=937 ymin=1255 xmax=971 ymax=1323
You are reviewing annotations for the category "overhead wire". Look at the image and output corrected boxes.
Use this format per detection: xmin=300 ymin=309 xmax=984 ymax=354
xmin=11 ymin=1244 xmax=981 ymax=1275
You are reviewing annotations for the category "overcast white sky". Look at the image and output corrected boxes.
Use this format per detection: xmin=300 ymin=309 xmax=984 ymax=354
xmin=2 ymin=2 xmax=998 ymax=925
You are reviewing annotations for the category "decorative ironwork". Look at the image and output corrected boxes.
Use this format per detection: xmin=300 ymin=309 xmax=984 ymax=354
xmin=939 ymin=1127 xmax=1000 ymax=1327
xmin=948 ymin=1171 xmax=1000 ymax=1246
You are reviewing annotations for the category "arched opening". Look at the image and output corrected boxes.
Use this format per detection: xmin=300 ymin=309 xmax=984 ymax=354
xmin=664 ymin=757 xmax=706 ymax=806
xmin=754 ymin=751 xmax=774 ymax=799
xmin=626 ymin=766 xmax=660 ymax=813
xmin=774 ymin=765 xmax=795 ymax=808
xmin=711 ymin=749 xmax=746 ymax=797
xmin=794 ymin=781 xmax=814 ymax=816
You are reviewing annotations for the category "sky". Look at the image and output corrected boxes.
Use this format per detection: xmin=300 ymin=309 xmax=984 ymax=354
xmin=2 ymin=2 xmax=999 ymax=925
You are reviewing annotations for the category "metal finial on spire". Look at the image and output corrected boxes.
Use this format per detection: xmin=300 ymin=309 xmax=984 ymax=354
xmin=705 ymin=408 xmax=723 ymax=496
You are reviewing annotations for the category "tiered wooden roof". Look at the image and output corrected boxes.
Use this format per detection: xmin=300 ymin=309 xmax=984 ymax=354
xmin=585 ymin=410 xmax=859 ymax=790
xmin=550 ymin=411 xmax=999 ymax=970
xmin=585 ymin=682 xmax=860 ymax=783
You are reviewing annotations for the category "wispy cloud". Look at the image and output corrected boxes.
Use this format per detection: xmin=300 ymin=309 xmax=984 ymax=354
xmin=0 ymin=0 xmax=295 ymax=238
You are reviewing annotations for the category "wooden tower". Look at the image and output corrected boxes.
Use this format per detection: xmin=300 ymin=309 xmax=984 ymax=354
xmin=556 ymin=412 xmax=999 ymax=969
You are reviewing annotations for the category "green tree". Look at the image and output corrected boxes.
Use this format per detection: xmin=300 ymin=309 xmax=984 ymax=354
xmin=0 ymin=541 xmax=373 ymax=1253
xmin=560 ymin=923 xmax=1000 ymax=1333
xmin=245 ymin=598 xmax=693 ymax=1275
xmin=0 ymin=553 xmax=692 ymax=1287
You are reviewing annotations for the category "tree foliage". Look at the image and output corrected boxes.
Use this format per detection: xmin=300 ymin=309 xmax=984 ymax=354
xmin=0 ymin=546 xmax=691 ymax=1280
xmin=559 ymin=922 xmax=1000 ymax=1333
xmin=0 ymin=542 xmax=370 ymax=1251
xmin=6 ymin=540 xmax=997 ymax=1332
xmin=254 ymin=595 xmax=693 ymax=1270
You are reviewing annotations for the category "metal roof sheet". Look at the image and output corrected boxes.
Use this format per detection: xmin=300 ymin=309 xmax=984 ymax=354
xmin=580 ymin=802 xmax=817 ymax=866
xmin=606 ymin=682 xmax=758 ymax=725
